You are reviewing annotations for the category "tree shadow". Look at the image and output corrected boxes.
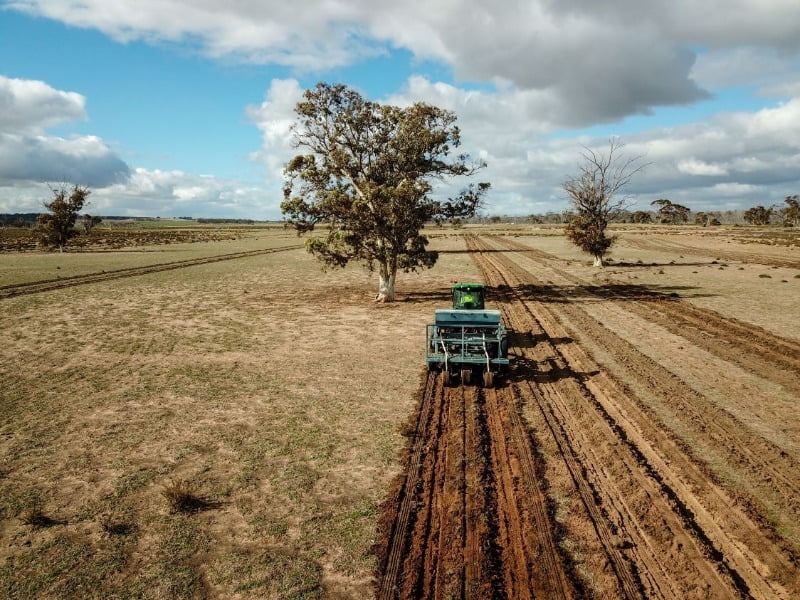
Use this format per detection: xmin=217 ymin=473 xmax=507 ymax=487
xmin=509 ymin=331 xmax=573 ymax=349
xmin=435 ymin=248 xmax=509 ymax=254
xmin=397 ymin=290 xmax=452 ymax=303
xmin=495 ymin=282 xmax=715 ymax=303
xmin=606 ymin=260 xmax=718 ymax=267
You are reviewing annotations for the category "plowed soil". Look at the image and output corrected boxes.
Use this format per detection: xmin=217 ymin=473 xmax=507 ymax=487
xmin=375 ymin=234 xmax=799 ymax=599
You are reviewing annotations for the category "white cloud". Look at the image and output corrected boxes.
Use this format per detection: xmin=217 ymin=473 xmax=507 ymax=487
xmin=0 ymin=132 xmax=130 ymax=186
xmin=0 ymin=74 xmax=86 ymax=133
xmin=10 ymin=1 xmax=800 ymax=124
xmin=91 ymin=168 xmax=276 ymax=218
xmin=0 ymin=75 xmax=131 ymax=188
xmin=246 ymin=79 xmax=304 ymax=180
xmin=677 ymin=159 xmax=728 ymax=176
xmin=247 ymin=76 xmax=800 ymax=216
xmin=0 ymin=168 xmax=277 ymax=218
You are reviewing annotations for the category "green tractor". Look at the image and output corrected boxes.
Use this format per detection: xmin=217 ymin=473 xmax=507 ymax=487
xmin=425 ymin=283 xmax=510 ymax=387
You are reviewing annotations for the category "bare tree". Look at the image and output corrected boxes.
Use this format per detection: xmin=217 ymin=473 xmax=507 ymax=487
xmin=563 ymin=140 xmax=647 ymax=266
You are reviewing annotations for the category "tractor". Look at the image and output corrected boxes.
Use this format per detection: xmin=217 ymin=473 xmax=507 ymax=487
xmin=425 ymin=283 xmax=509 ymax=387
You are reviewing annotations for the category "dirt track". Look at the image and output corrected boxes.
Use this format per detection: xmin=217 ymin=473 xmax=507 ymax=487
xmin=0 ymin=245 xmax=301 ymax=299
xmin=375 ymin=235 xmax=799 ymax=599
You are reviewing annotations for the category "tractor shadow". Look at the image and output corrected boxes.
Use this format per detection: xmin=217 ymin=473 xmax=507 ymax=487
xmin=504 ymin=330 xmax=599 ymax=384
xmin=505 ymin=350 xmax=600 ymax=385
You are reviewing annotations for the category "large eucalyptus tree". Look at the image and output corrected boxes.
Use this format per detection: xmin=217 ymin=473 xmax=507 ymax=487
xmin=281 ymin=83 xmax=489 ymax=302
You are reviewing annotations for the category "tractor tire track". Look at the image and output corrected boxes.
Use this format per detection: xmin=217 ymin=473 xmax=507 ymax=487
xmin=475 ymin=235 xmax=798 ymax=598
xmin=499 ymin=235 xmax=800 ymax=389
xmin=0 ymin=245 xmax=302 ymax=299
xmin=472 ymin=239 xmax=742 ymax=599
xmin=375 ymin=363 xmax=574 ymax=597
xmin=623 ymin=236 xmax=800 ymax=269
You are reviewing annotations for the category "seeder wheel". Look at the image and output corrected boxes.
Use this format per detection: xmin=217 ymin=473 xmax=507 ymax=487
xmin=482 ymin=370 xmax=495 ymax=388
xmin=460 ymin=368 xmax=472 ymax=385
xmin=440 ymin=370 xmax=452 ymax=387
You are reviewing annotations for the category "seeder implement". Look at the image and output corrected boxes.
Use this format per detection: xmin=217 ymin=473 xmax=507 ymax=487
xmin=425 ymin=283 xmax=510 ymax=387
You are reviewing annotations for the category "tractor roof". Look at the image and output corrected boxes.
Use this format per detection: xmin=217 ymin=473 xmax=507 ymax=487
xmin=452 ymin=282 xmax=484 ymax=290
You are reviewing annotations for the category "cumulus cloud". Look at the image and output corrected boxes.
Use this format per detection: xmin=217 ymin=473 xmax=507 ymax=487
xmin=0 ymin=75 xmax=130 ymax=187
xmin=246 ymin=76 xmax=800 ymax=216
xmin=0 ymin=75 xmax=86 ymax=133
xmin=92 ymin=168 xmax=275 ymax=218
xmin=0 ymin=133 xmax=130 ymax=186
xmin=10 ymin=1 xmax=800 ymax=124
xmin=246 ymin=79 xmax=305 ymax=180
xmin=0 ymin=168 xmax=276 ymax=218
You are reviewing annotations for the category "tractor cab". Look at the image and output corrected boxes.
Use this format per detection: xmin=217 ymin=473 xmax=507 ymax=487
xmin=452 ymin=283 xmax=485 ymax=310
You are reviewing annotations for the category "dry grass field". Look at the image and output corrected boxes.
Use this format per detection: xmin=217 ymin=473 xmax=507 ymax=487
xmin=1 ymin=224 xmax=799 ymax=598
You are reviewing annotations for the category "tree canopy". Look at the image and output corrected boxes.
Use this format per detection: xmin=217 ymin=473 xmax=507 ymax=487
xmin=651 ymin=198 xmax=690 ymax=224
xmin=743 ymin=205 xmax=773 ymax=225
xmin=281 ymin=83 xmax=489 ymax=301
xmin=36 ymin=185 xmax=90 ymax=251
xmin=563 ymin=140 xmax=646 ymax=266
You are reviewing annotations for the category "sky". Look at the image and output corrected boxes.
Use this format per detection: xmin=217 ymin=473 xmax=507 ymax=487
xmin=1 ymin=1 xmax=799 ymax=220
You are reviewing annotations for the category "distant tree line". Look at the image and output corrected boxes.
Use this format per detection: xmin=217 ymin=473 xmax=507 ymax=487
xmin=465 ymin=194 xmax=799 ymax=227
xmin=196 ymin=218 xmax=257 ymax=224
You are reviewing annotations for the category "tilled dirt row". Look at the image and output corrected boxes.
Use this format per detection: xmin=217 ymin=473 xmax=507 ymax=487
xmin=623 ymin=235 xmax=800 ymax=269
xmin=375 ymin=235 xmax=797 ymax=599
xmin=476 ymin=235 xmax=798 ymax=597
xmin=375 ymin=369 xmax=574 ymax=599
xmin=489 ymin=236 xmax=800 ymax=515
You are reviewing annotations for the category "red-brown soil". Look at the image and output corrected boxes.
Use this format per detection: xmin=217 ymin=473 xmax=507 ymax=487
xmin=374 ymin=234 xmax=799 ymax=599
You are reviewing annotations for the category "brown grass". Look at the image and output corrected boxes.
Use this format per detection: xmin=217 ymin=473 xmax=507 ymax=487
xmin=0 ymin=227 xmax=480 ymax=598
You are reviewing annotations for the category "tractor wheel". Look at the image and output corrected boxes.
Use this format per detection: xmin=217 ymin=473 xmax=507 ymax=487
xmin=483 ymin=370 xmax=495 ymax=388
xmin=460 ymin=368 xmax=472 ymax=385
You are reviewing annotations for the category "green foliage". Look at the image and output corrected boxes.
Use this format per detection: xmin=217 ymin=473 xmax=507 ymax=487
xmin=631 ymin=210 xmax=652 ymax=224
xmin=743 ymin=205 xmax=773 ymax=225
xmin=281 ymin=82 xmax=489 ymax=300
xmin=651 ymin=198 xmax=690 ymax=224
xmin=36 ymin=185 xmax=90 ymax=250
xmin=565 ymin=215 xmax=616 ymax=258
xmin=780 ymin=195 xmax=799 ymax=227
xmin=82 ymin=214 xmax=102 ymax=234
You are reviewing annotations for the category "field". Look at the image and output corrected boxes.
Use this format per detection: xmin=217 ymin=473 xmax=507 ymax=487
xmin=1 ymin=224 xmax=799 ymax=598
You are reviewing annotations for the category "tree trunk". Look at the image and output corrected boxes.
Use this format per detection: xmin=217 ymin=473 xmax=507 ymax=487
xmin=593 ymin=254 xmax=604 ymax=267
xmin=375 ymin=264 xmax=396 ymax=302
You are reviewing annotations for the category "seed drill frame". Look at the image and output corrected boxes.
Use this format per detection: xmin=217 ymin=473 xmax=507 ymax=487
xmin=425 ymin=283 xmax=510 ymax=387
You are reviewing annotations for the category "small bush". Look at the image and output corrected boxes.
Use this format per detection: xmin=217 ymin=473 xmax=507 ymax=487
xmin=759 ymin=274 xmax=772 ymax=279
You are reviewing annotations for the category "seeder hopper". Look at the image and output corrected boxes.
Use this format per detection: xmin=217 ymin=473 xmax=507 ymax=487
xmin=425 ymin=283 xmax=509 ymax=387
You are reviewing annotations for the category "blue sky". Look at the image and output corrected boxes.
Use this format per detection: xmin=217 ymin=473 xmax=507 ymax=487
xmin=1 ymin=1 xmax=799 ymax=218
